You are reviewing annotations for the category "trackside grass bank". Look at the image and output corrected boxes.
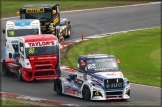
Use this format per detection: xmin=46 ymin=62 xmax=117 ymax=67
xmin=1 ymin=0 xmax=160 ymax=18
xmin=62 ymin=27 xmax=161 ymax=87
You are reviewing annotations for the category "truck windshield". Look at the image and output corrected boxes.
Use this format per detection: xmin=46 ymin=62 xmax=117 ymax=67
xmin=25 ymin=45 xmax=58 ymax=57
xmin=86 ymin=58 xmax=119 ymax=71
xmin=7 ymin=29 xmax=39 ymax=37
xmin=24 ymin=12 xmax=51 ymax=21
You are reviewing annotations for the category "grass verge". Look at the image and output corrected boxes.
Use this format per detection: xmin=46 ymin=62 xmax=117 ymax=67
xmin=1 ymin=0 xmax=160 ymax=18
xmin=0 ymin=97 xmax=66 ymax=107
xmin=61 ymin=27 xmax=161 ymax=87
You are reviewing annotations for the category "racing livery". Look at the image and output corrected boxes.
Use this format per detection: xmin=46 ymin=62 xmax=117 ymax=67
xmin=2 ymin=19 xmax=41 ymax=59
xmin=2 ymin=34 xmax=61 ymax=82
xmin=17 ymin=4 xmax=71 ymax=41
xmin=54 ymin=54 xmax=130 ymax=100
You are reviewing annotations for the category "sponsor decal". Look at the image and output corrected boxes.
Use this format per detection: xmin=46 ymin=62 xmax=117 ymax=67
xmin=107 ymin=73 xmax=117 ymax=77
xmin=37 ymin=56 xmax=56 ymax=60
xmin=11 ymin=40 xmax=18 ymax=44
xmin=28 ymin=41 xmax=55 ymax=47
xmin=20 ymin=54 xmax=24 ymax=60
xmin=26 ymin=8 xmax=44 ymax=13
xmin=79 ymin=76 xmax=82 ymax=79
xmin=110 ymin=83 xmax=122 ymax=88
xmin=35 ymin=64 xmax=52 ymax=66
xmin=66 ymin=87 xmax=76 ymax=95
xmin=106 ymin=97 xmax=123 ymax=100
xmin=97 ymin=79 xmax=102 ymax=83
xmin=66 ymin=87 xmax=75 ymax=94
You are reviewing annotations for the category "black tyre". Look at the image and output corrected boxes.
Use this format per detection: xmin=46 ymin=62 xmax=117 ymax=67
xmin=17 ymin=63 xmax=23 ymax=81
xmin=2 ymin=61 xmax=9 ymax=76
xmin=82 ymin=85 xmax=91 ymax=101
xmin=56 ymin=67 xmax=61 ymax=77
xmin=55 ymin=79 xmax=62 ymax=95
xmin=66 ymin=25 xmax=71 ymax=38
xmin=56 ymin=61 xmax=61 ymax=77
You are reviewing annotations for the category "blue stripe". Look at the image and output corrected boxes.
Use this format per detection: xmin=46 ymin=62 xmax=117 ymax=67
xmin=11 ymin=19 xmax=36 ymax=26
xmin=15 ymin=21 xmax=31 ymax=26
xmin=3 ymin=47 xmax=6 ymax=58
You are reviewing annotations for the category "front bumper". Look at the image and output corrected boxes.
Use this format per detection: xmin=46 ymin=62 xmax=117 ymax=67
xmin=20 ymin=68 xmax=58 ymax=82
xmin=91 ymin=87 xmax=130 ymax=100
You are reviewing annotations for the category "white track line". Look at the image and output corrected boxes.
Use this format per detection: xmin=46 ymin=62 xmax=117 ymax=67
xmin=0 ymin=2 xmax=160 ymax=20
xmin=130 ymin=83 xmax=161 ymax=89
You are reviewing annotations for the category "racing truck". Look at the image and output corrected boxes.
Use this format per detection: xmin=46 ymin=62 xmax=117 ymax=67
xmin=54 ymin=54 xmax=130 ymax=100
xmin=2 ymin=34 xmax=61 ymax=82
xmin=17 ymin=4 xmax=71 ymax=41
xmin=2 ymin=19 xmax=41 ymax=59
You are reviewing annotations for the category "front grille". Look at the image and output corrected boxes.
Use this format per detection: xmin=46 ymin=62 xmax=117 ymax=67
xmin=29 ymin=72 xmax=32 ymax=78
xmin=104 ymin=79 xmax=123 ymax=89
xmin=36 ymin=66 xmax=52 ymax=69
xmin=34 ymin=71 xmax=54 ymax=76
xmin=106 ymin=91 xmax=122 ymax=96
xmin=34 ymin=61 xmax=52 ymax=69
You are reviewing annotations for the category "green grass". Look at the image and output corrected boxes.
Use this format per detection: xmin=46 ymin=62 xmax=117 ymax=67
xmin=1 ymin=0 xmax=160 ymax=18
xmin=62 ymin=27 xmax=161 ymax=87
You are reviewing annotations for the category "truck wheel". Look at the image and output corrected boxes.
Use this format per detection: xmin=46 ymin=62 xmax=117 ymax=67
xmin=18 ymin=69 xmax=23 ymax=81
xmin=56 ymin=66 xmax=61 ymax=77
xmin=82 ymin=85 xmax=91 ymax=101
xmin=55 ymin=79 xmax=62 ymax=95
xmin=17 ymin=63 xmax=23 ymax=81
xmin=2 ymin=61 xmax=9 ymax=76
xmin=66 ymin=25 xmax=71 ymax=38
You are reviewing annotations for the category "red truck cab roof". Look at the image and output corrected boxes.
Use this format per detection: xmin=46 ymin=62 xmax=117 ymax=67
xmin=21 ymin=34 xmax=58 ymax=42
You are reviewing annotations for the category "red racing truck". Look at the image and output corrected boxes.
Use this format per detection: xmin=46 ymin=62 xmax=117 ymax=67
xmin=2 ymin=34 xmax=61 ymax=82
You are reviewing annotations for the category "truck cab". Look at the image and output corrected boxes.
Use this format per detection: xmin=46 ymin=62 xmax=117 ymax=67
xmin=3 ymin=19 xmax=41 ymax=59
xmin=54 ymin=54 xmax=130 ymax=100
xmin=17 ymin=4 xmax=71 ymax=41
xmin=2 ymin=34 xmax=61 ymax=82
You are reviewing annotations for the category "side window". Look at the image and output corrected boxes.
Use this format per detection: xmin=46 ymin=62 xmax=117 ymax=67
xmin=19 ymin=42 xmax=24 ymax=55
xmin=79 ymin=59 xmax=86 ymax=71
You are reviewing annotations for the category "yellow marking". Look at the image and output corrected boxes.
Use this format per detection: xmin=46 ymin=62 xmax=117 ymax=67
xmin=53 ymin=16 xmax=59 ymax=25
xmin=28 ymin=48 xmax=35 ymax=54
xmin=26 ymin=8 xmax=44 ymax=13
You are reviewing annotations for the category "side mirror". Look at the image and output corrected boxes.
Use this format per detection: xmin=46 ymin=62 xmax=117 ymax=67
xmin=52 ymin=10 xmax=56 ymax=14
xmin=2 ymin=29 xmax=5 ymax=33
xmin=117 ymin=59 xmax=120 ymax=64
xmin=81 ymin=61 xmax=86 ymax=66
xmin=20 ymin=47 xmax=24 ymax=52
xmin=17 ymin=12 xmax=20 ymax=16
xmin=9 ymin=53 xmax=12 ymax=59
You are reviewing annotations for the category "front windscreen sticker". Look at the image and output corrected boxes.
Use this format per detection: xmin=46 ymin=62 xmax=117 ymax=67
xmin=28 ymin=47 xmax=35 ymax=54
xmin=87 ymin=64 xmax=96 ymax=69
xmin=8 ymin=31 xmax=15 ymax=36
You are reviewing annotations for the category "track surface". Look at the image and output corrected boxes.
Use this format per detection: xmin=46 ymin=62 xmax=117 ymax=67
xmin=1 ymin=2 xmax=161 ymax=106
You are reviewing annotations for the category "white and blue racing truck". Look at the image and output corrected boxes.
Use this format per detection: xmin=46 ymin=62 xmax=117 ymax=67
xmin=54 ymin=54 xmax=130 ymax=100
xmin=2 ymin=19 xmax=41 ymax=59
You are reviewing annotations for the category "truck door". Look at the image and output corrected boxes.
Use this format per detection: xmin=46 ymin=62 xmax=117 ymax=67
xmin=77 ymin=58 xmax=87 ymax=82
xmin=19 ymin=42 xmax=25 ymax=67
